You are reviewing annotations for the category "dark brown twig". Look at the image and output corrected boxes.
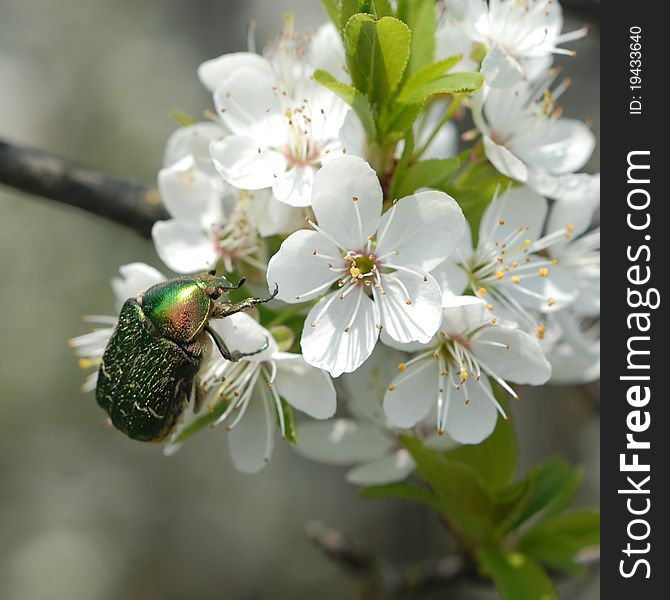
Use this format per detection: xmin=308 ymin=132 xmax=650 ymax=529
xmin=0 ymin=138 xmax=167 ymax=237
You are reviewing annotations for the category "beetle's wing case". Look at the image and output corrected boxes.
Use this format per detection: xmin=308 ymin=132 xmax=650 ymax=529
xmin=96 ymin=299 xmax=203 ymax=442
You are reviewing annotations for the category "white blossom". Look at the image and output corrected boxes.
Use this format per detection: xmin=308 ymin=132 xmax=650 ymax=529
xmin=431 ymin=185 xmax=578 ymax=338
xmin=474 ymin=79 xmax=599 ymax=203
xmin=203 ymin=16 xmax=364 ymax=207
xmin=267 ymin=155 xmax=466 ymax=377
xmin=152 ymin=156 xmax=300 ymax=274
xmin=445 ymin=0 xmax=587 ymax=88
xmin=383 ymin=296 xmax=551 ymax=443
xmin=165 ymin=313 xmax=336 ymax=473
xmin=296 ymin=345 xmax=453 ymax=485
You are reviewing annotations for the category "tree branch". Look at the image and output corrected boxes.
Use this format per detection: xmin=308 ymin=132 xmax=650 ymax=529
xmin=306 ymin=520 xmax=599 ymax=598
xmin=0 ymin=138 xmax=167 ymax=237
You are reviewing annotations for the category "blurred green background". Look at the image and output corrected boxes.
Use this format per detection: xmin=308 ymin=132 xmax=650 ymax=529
xmin=0 ymin=1 xmax=599 ymax=598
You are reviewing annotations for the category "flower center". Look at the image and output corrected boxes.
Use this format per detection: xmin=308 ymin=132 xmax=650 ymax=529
xmin=348 ymin=254 xmax=376 ymax=280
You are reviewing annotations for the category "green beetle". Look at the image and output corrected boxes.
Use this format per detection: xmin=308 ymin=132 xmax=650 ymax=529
xmin=96 ymin=272 xmax=277 ymax=442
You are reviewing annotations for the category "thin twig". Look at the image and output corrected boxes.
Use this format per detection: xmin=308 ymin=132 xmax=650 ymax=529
xmin=0 ymin=138 xmax=167 ymax=237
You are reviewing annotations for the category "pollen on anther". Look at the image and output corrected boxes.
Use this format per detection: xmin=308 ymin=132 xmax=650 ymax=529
xmin=512 ymin=275 xmax=521 ymax=284
xmin=498 ymin=219 xmax=505 ymax=225
xmin=398 ymin=363 xmax=407 ymax=372
xmin=487 ymin=303 xmax=494 ymax=311
xmin=388 ymin=385 xmax=397 ymax=391
xmin=405 ymin=299 xmax=412 ymax=305
xmin=548 ymin=297 xmax=556 ymax=306
xmin=496 ymin=271 xmax=505 ymax=280
xmin=479 ymin=287 xmax=487 ymax=296
xmin=352 ymin=195 xmax=359 ymax=201
xmin=344 ymin=326 xmax=350 ymax=333
xmin=539 ymin=267 xmax=549 ymax=277
xmin=536 ymin=324 xmax=546 ymax=339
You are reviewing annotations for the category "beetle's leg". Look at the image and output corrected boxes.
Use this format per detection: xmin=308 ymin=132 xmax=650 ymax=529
xmin=210 ymin=283 xmax=279 ymax=319
xmin=205 ymin=325 xmax=269 ymax=362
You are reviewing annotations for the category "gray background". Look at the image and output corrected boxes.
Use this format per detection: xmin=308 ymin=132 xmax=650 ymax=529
xmin=0 ymin=1 xmax=599 ymax=598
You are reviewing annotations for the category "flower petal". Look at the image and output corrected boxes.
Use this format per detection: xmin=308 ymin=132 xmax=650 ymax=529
xmin=441 ymin=296 xmax=488 ymax=335
xmin=376 ymin=190 xmax=466 ymax=272
xmin=527 ymin=119 xmax=596 ymax=175
xmin=112 ymin=263 xmax=165 ymax=307
xmin=210 ymin=134 xmax=287 ymax=190
xmin=528 ymin=172 xmax=600 ymax=204
xmin=241 ymin=189 xmax=304 ymax=237
xmin=158 ymin=156 xmax=225 ymax=226
xmin=163 ymin=122 xmax=226 ymax=170
xmin=301 ymin=288 xmax=379 ymax=377
xmin=383 ymin=356 xmax=439 ymax=428
xmin=274 ymin=353 xmax=336 ymax=418
xmin=471 ymin=324 xmax=552 ymax=385
xmin=266 ymin=229 xmax=343 ymax=304
xmin=503 ymin=262 xmax=578 ymax=313
xmin=479 ymin=185 xmax=548 ymax=247
xmin=378 ymin=270 xmax=443 ymax=344
xmin=483 ymin=135 xmax=529 ymax=182
xmin=151 ymin=221 xmax=218 ymax=274
xmin=209 ymin=312 xmax=277 ymax=362
xmin=546 ymin=189 xmax=599 ymax=240
xmin=309 ymin=23 xmax=348 ymax=83
xmin=445 ymin=377 xmax=499 ymax=444
xmin=295 ymin=419 xmax=393 ymax=464
xmin=227 ymin=387 xmax=274 ymax=474
xmin=346 ymin=449 xmax=416 ymax=486
xmin=198 ymin=52 xmax=275 ymax=92
xmin=339 ymin=344 xmax=409 ymax=423
xmin=213 ymin=66 xmax=284 ymax=138
xmin=481 ymin=44 xmax=524 ymax=89
xmin=311 ymin=156 xmax=382 ymax=250
xmin=272 ymin=165 xmax=315 ymax=207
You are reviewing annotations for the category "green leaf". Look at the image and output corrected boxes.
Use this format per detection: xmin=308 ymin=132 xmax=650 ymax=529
xmin=395 ymin=157 xmax=460 ymax=198
xmin=446 ymin=404 xmax=517 ymax=491
xmin=397 ymin=71 xmax=483 ymax=104
xmin=171 ymin=396 xmax=230 ymax=446
xmin=519 ymin=510 xmax=600 ymax=573
xmin=479 ymin=547 xmax=558 ymax=600
xmin=400 ymin=56 xmax=462 ymax=98
xmin=503 ymin=458 xmax=583 ymax=532
xmin=314 ymin=69 xmax=377 ymax=139
xmin=360 ymin=481 xmax=443 ymax=512
xmin=372 ymin=0 xmax=393 ymax=17
xmin=383 ymin=102 xmax=423 ymax=141
xmin=396 ymin=0 xmax=436 ymax=73
xmin=169 ymin=107 xmax=195 ymax=127
xmin=340 ymin=0 xmax=362 ymax=30
xmin=321 ymin=0 xmax=340 ymax=26
xmin=344 ymin=14 xmax=411 ymax=106
xmin=401 ymin=436 xmax=493 ymax=544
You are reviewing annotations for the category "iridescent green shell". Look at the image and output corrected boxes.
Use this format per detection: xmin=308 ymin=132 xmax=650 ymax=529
xmin=96 ymin=299 xmax=204 ymax=442
xmin=141 ymin=278 xmax=212 ymax=343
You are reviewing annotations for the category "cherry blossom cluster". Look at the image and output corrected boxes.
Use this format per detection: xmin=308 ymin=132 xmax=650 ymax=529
xmin=72 ymin=1 xmax=599 ymax=479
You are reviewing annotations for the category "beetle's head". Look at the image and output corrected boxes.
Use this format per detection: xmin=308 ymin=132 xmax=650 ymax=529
xmin=195 ymin=270 xmax=247 ymax=301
